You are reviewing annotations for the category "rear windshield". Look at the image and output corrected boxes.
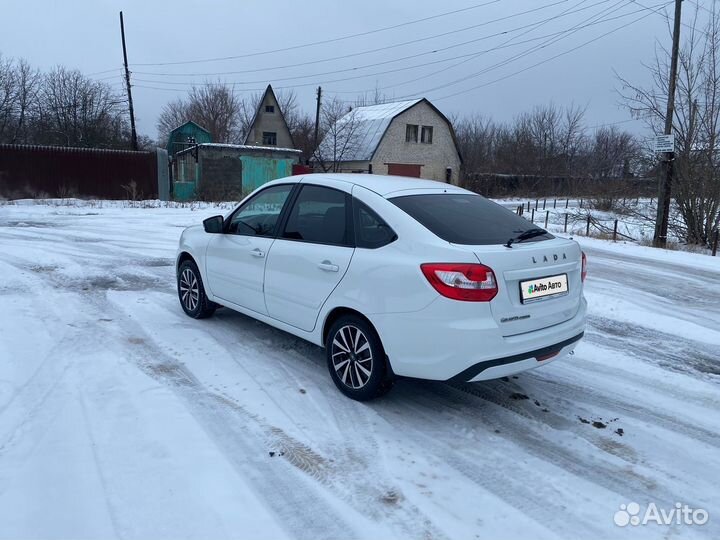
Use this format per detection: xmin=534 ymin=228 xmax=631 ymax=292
xmin=390 ymin=193 xmax=554 ymax=245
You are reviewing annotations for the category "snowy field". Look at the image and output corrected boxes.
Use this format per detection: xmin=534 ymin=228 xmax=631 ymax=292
xmin=1 ymin=200 xmax=719 ymax=540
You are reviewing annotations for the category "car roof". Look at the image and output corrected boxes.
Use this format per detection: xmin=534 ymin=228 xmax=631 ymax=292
xmin=296 ymin=173 xmax=469 ymax=198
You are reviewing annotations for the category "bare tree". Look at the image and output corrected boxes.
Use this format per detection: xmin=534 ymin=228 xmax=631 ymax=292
xmin=34 ymin=66 xmax=127 ymax=147
xmin=618 ymin=4 xmax=720 ymax=245
xmin=588 ymin=126 xmax=640 ymax=179
xmin=290 ymin=112 xmax=316 ymax=162
xmin=156 ymin=97 xmax=190 ymax=147
xmin=156 ymin=82 xmax=243 ymax=145
xmin=186 ymin=82 xmax=243 ymax=143
xmin=452 ymin=114 xmax=497 ymax=176
xmin=314 ymin=97 xmax=363 ymax=172
xmin=0 ymin=56 xmax=41 ymax=144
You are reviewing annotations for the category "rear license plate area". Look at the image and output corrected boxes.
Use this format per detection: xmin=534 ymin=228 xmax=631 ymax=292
xmin=520 ymin=274 xmax=568 ymax=304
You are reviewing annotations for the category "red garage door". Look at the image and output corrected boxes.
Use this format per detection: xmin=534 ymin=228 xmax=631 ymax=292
xmin=387 ymin=163 xmax=422 ymax=177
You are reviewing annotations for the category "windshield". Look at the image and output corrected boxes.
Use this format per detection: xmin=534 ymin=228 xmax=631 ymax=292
xmin=390 ymin=193 xmax=554 ymax=245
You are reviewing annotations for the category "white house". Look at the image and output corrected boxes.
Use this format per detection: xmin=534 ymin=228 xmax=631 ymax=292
xmin=316 ymin=98 xmax=462 ymax=184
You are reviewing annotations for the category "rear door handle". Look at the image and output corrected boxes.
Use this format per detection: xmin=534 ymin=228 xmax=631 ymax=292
xmin=318 ymin=260 xmax=339 ymax=272
xmin=250 ymin=248 xmax=265 ymax=258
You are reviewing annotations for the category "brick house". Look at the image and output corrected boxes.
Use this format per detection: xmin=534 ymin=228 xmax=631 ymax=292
xmin=316 ymin=98 xmax=462 ymax=184
xmin=243 ymin=85 xmax=294 ymax=149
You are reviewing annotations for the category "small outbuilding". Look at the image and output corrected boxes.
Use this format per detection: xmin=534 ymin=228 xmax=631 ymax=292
xmin=166 ymin=121 xmax=212 ymax=158
xmin=173 ymin=143 xmax=301 ymax=200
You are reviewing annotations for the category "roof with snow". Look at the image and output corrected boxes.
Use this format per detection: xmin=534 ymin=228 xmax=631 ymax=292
xmin=176 ymin=142 xmax=301 ymax=156
xmin=318 ymin=99 xmax=423 ymax=162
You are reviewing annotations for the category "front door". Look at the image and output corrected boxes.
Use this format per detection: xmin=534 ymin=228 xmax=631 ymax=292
xmin=264 ymin=184 xmax=354 ymax=331
xmin=204 ymin=184 xmax=294 ymax=314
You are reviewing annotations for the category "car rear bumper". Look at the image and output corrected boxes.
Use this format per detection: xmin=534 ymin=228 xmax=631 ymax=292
xmin=371 ymin=296 xmax=587 ymax=381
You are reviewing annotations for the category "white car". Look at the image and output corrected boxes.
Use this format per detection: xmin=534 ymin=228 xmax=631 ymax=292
xmin=176 ymin=174 xmax=587 ymax=400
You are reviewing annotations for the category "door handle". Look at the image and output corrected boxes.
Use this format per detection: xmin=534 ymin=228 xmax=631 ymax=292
xmin=250 ymin=248 xmax=265 ymax=258
xmin=318 ymin=260 xmax=339 ymax=272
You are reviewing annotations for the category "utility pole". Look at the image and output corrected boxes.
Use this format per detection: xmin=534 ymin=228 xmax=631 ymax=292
xmin=314 ymin=86 xmax=322 ymax=151
xmin=654 ymin=0 xmax=683 ymax=247
xmin=120 ymin=11 xmax=139 ymax=151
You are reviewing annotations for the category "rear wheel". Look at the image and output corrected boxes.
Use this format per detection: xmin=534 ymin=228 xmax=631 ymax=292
xmin=326 ymin=315 xmax=393 ymax=401
xmin=177 ymin=260 xmax=216 ymax=319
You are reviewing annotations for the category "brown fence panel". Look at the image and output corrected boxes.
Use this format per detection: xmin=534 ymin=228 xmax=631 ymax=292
xmin=0 ymin=144 xmax=158 ymax=199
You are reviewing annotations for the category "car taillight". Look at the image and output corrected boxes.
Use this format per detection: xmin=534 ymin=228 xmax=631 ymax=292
xmin=581 ymin=251 xmax=587 ymax=282
xmin=420 ymin=263 xmax=498 ymax=302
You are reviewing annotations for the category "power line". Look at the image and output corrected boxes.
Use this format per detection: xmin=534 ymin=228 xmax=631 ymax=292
xmin=132 ymin=0 xmax=569 ymax=77
xmin=346 ymin=0 xmax=606 ymax=96
xmin=87 ymin=67 xmax=123 ymax=76
xmin=131 ymin=0 xmax=610 ymax=88
xmin=133 ymin=3 xmax=657 ymax=101
xmin=428 ymin=6 xmax=664 ymax=102
xmin=130 ymin=0 xmax=502 ymax=67
xmin=132 ymin=22 xmax=617 ymax=88
xmin=131 ymin=0 xmax=649 ymax=94
xmin=369 ymin=0 xmax=641 ymax=102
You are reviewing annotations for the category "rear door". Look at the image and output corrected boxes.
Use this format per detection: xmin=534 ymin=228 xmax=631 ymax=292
xmin=204 ymin=183 xmax=294 ymax=314
xmin=264 ymin=183 xmax=354 ymax=331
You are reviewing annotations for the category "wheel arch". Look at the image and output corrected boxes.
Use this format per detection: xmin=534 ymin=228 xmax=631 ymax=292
xmin=322 ymin=307 xmax=376 ymax=346
xmin=322 ymin=306 xmax=396 ymax=387
xmin=177 ymin=251 xmax=196 ymax=273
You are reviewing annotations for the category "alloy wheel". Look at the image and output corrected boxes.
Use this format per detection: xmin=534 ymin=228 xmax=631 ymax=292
xmin=331 ymin=325 xmax=374 ymax=389
xmin=179 ymin=268 xmax=200 ymax=311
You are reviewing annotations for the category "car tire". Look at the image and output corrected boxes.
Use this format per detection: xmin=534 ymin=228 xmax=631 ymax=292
xmin=177 ymin=260 xmax=217 ymax=319
xmin=326 ymin=315 xmax=393 ymax=401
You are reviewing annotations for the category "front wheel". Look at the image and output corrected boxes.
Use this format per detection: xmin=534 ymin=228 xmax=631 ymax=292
xmin=326 ymin=315 xmax=393 ymax=401
xmin=177 ymin=260 xmax=217 ymax=319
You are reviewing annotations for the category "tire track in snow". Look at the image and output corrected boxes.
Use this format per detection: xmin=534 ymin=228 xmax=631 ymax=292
xmin=586 ymin=315 xmax=720 ymax=378
xmin=136 ymin=303 xmax=449 ymax=540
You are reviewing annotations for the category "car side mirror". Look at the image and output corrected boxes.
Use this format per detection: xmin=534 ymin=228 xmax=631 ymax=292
xmin=203 ymin=215 xmax=224 ymax=234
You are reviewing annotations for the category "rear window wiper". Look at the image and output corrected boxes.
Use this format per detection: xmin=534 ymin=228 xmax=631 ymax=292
xmin=504 ymin=228 xmax=547 ymax=248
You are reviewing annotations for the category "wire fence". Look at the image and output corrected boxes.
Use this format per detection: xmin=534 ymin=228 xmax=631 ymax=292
xmin=511 ymin=197 xmax=719 ymax=256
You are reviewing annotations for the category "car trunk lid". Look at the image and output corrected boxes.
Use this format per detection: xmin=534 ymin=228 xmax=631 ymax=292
xmin=454 ymin=237 xmax=583 ymax=336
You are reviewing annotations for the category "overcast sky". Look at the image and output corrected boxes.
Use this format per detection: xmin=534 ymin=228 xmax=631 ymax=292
xmin=0 ymin=0 xmax=703 ymax=141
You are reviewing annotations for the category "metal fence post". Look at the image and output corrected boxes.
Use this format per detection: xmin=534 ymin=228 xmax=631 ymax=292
xmin=527 ymin=201 xmax=531 ymax=212
xmin=564 ymin=213 xmax=568 ymax=233
xmin=566 ymin=198 xmax=569 ymax=208
xmin=544 ymin=210 xmax=549 ymax=228
xmin=531 ymin=208 xmax=535 ymax=223
xmin=535 ymin=199 xmax=539 ymax=210
xmin=580 ymin=198 xmax=583 ymax=209
xmin=543 ymin=199 xmax=546 ymax=210
xmin=553 ymin=198 xmax=557 ymax=208
xmin=586 ymin=214 xmax=591 ymax=236
xmin=613 ymin=219 xmax=618 ymax=242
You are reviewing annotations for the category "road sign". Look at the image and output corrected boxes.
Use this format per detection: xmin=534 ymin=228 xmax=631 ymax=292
xmin=653 ymin=134 xmax=675 ymax=153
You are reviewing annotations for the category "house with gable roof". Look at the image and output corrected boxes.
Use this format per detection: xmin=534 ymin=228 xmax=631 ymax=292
xmin=243 ymin=84 xmax=295 ymax=149
xmin=316 ymin=98 xmax=462 ymax=184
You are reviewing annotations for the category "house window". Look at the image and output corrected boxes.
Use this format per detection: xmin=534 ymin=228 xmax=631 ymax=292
xmin=421 ymin=126 xmax=433 ymax=144
xmin=265 ymin=105 xmax=275 ymax=113
xmin=262 ymin=131 xmax=277 ymax=145
xmin=406 ymin=124 xmax=418 ymax=143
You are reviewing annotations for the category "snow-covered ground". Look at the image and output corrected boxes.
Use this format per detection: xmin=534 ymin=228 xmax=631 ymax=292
xmin=1 ymin=200 xmax=718 ymax=540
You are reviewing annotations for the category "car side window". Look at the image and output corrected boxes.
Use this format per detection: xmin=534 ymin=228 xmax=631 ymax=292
xmin=353 ymin=199 xmax=397 ymax=249
xmin=227 ymin=184 xmax=293 ymax=236
xmin=282 ymin=185 xmax=350 ymax=246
